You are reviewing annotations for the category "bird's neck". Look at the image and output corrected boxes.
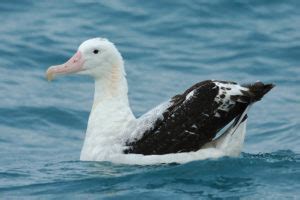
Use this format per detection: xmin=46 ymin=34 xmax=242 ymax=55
xmin=92 ymin=65 xmax=129 ymax=109
xmin=80 ymin=65 xmax=136 ymax=161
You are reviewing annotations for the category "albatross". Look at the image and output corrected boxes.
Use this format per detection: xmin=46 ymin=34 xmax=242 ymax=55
xmin=46 ymin=38 xmax=274 ymax=164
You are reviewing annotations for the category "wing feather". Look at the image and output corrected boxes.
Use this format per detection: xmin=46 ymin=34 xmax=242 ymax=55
xmin=124 ymin=80 xmax=269 ymax=155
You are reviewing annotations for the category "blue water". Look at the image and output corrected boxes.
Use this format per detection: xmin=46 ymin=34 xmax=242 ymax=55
xmin=0 ymin=0 xmax=299 ymax=199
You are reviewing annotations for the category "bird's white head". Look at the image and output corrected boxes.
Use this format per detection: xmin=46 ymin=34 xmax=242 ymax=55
xmin=46 ymin=37 xmax=124 ymax=81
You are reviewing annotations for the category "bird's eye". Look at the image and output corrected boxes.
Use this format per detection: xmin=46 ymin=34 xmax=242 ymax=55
xmin=93 ymin=49 xmax=99 ymax=54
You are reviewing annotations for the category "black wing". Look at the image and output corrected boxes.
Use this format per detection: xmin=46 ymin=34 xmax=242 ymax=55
xmin=124 ymin=80 xmax=274 ymax=155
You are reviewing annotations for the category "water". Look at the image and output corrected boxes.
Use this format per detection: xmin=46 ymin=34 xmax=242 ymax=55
xmin=0 ymin=0 xmax=299 ymax=199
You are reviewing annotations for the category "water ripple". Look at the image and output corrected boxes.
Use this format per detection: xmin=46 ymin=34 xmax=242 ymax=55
xmin=0 ymin=0 xmax=299 ymax=199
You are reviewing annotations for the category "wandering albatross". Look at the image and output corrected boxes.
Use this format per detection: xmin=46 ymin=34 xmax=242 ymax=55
xmin=46 ymin=38 xmax=274 ymax=164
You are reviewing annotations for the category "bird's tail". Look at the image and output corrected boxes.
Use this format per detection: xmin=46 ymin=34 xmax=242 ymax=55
xmin=243 ymin=82 xmax=275 ymax=102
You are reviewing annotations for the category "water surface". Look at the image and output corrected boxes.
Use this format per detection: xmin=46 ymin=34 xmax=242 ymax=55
xmin=0 ymin=0 xmax=299 ymax=199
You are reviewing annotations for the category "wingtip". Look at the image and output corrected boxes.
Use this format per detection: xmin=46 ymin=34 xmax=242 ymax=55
xmin=263 ymin=83 xmax=275 ymax=92
xmin=248 ymin=82 xmax=275 ymax=102
xmin=270 ymin=83 xmax=276 ymax=88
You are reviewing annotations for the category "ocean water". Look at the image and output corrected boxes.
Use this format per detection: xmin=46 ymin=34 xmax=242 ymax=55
xmin=0 ymin=0 xmax=299 ymax=199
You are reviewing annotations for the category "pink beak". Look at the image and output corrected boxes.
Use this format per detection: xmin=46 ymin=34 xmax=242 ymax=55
xmin=46 ymin=51 xmax=85 ymax=81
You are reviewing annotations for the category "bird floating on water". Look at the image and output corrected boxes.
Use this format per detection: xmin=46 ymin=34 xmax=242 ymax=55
xmin=46 ymin=38 xmax=274 ymax=165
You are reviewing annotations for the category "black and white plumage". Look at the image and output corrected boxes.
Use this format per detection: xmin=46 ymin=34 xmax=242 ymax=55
xmin=124 ymin=80 xmax=274 ymax=155
xmin=46 ymin=38 xmax=274 ymax=164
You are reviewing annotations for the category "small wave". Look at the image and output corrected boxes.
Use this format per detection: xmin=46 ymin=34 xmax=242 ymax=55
xmin=0 ymin=106 xmax=88 ymax=130
xmin=0 ymin=150 xmax=298 ymax=198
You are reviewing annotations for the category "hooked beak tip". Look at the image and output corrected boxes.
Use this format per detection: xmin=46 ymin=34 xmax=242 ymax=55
xmin=46 ymin=67 xmax=55 ymax=82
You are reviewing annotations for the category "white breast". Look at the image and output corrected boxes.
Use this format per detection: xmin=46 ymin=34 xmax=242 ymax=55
xmin=80 ymin=98 xmax=135 ymax=161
